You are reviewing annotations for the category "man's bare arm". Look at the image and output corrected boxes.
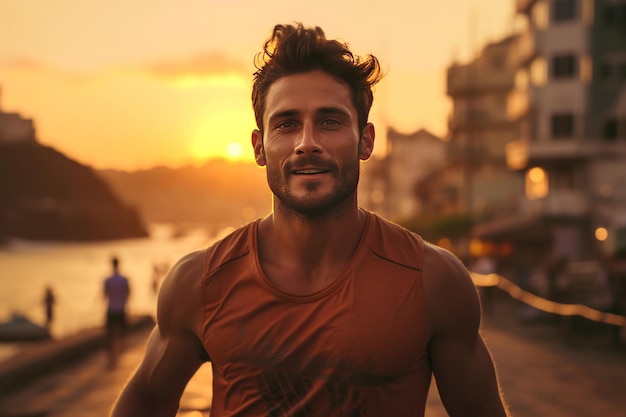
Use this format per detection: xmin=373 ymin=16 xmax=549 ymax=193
xmin=110 ymin=250 xmax=208 ymax=417
xmin=423 ymin=244 xmax=510 ymax=417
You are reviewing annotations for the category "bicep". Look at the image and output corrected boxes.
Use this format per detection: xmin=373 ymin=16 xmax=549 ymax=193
xmin=127 ymin=251 xmax=208 ymax=406
xmin=112 ymin=325 xmax=206 ymax=417
xmin=429 ymin=331 xmax=504 ymax=416
xmin=424 ymin=245 xmax=506 ymax=416
xmin=135 ymin=325 xmax=206 ymax=402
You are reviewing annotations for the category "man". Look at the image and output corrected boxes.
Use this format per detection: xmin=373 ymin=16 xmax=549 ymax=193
xmin=43 ymin=285 xmax=55 ymax=330
xmin=111 ymin=23 xmax=510 ymax=416
xmin=104 ymin=256 xmax=131 ymax=368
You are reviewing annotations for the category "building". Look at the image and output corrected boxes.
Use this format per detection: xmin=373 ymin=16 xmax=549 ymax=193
xmin=0 ymin=88 xmax=37 ymax=144
xmin=441 ymin=35 xmax=525 ymax=221
xmin=488 ymin=0 xmax=626 ymax=263
xmin=359 ymin=128 xmax=447 ymax=222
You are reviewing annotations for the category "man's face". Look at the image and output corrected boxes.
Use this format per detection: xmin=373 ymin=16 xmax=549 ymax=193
xmin=252 ymin=70 xmax=374 ymax=217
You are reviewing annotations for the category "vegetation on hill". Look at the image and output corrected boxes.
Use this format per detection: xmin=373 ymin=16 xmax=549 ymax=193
xmin=0 ymin=143 xmax=148 ymax=242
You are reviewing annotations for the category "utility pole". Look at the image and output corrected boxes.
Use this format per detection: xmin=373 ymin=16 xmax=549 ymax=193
xmin=466 ymin=5 xmax=478 ymax=218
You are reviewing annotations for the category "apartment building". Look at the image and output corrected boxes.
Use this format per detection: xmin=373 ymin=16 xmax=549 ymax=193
xmin=443 ymin=35 xmax=524 ymax=219
xmin=481 ymin=0 xmax=626 ymax=262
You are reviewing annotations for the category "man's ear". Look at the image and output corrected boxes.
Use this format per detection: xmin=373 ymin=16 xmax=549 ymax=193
xmin=359 ymin=123 xmax=375 ymax=161
xmin=252 ymin=129 xmax=266 ymax=166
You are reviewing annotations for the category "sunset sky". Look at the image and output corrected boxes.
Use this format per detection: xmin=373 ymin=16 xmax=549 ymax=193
xmin=0 ymin=0 xmax=515 ymax=170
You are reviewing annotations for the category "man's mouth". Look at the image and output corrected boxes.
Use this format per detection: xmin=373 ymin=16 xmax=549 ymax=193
xmin=293 ymin=169 xmax=329 ymax=175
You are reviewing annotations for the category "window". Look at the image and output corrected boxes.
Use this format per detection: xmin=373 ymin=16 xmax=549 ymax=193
xmin=554 ymin=166 xmax=576 ymax=190
xmin=599 ymin=57 xmax=626 ymax=83
xmin=551 ymin=113 xmax=575 ymax=138
xmin=530 ymin=57 xmax=547 ymax=86
xmin=526 ymin=167 xmax=548 ymax=200
xmin=604 ymin=4 xmax=626 ymax=32
xmin=552 ymin=54 xmax=578 ymax=78
xmin=600 ymin=63 xmax=613 ymax=80
xmin=604 ymin=119 xmax=618 ymax=141
xmin=553 ymin=0 xmax=577 ymax=22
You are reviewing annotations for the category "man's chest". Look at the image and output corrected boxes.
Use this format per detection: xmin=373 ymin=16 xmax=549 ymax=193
xmin=202 ymin=273 xmax=428 ymax=379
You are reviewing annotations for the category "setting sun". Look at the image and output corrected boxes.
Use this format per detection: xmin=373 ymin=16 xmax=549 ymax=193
xmin=188 ymin=86 xmax=256 ymax=165
xmin=226 ymin=142 xmax=244 ymax=160
xmin=0 ymin=0 xmax=515 ymax=170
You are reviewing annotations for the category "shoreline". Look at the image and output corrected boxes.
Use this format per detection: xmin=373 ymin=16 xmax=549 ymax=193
xmin=0 ymin=314 xmax=154 ymax=396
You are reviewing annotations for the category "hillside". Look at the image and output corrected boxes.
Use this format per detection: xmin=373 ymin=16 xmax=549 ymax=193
xmin=98 ymin=159 xmax=272 ymax=232
xmin=0 ymin=142 xmax=148 ymax=242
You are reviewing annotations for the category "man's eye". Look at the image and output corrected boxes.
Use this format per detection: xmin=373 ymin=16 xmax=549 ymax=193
xmin=276 ymin=121 xmax=297 ymax=129
xmin=321 ymin=119 xmax=340 ymax=126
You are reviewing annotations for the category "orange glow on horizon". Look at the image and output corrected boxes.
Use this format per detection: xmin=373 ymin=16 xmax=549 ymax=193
xmin=0 ymin=0 xmax=515 ymax=170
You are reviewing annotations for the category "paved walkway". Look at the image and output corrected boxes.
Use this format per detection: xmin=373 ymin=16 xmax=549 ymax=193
xmin=0 ymin=297 xmax=624 ymax=417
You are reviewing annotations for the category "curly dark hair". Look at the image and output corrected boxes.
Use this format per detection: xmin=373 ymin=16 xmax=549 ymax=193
xmin=252 ymin=23 xmax=383 ymax=134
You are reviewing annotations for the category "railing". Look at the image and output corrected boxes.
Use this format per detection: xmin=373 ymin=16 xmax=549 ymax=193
xmin=506 ymin=138 xmax=626 ymax=166
xmin=472 ymin=272 xmax=625 ymax=327
xmin=520 ymin=190 xmax=590 ymax=217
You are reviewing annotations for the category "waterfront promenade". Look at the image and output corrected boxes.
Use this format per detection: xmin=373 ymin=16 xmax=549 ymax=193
xmin=0 ymin=296 xmax=624 ymax=417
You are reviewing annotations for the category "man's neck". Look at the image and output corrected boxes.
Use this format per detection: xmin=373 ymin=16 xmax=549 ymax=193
xmin=257 ymin=204 xmax=367 ymax=294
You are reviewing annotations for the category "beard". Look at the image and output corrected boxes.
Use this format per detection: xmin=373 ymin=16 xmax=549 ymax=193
xmin=266 ymin=154 xmax=361 ymax=218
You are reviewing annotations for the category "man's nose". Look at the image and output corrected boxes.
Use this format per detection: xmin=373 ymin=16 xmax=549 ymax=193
xmin=294 ymin=122 xmax=322 ymax=154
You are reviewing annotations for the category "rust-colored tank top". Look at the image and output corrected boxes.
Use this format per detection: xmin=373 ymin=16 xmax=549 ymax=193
xmin=201 ymin=211 xmax=431 ymax=416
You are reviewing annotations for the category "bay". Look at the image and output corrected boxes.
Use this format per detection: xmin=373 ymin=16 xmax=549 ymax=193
xmin=0 ymin=223 xmax=228 ymax=362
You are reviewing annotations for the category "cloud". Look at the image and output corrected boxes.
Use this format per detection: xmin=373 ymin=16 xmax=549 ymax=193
xmin=142 ymin=51 xmax=249 ymax=80
xmin=1 ymin=57 xmax=47 ymax=71
xmin=0 ymin=56 xmax=94 ymax=84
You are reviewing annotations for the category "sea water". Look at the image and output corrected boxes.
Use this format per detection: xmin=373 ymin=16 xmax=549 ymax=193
xmin=0 ymin=223 xmax=227 ymax=361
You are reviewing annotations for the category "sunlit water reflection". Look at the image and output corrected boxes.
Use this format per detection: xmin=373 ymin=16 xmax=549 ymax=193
xmin=0 ymin=223 xmax=225 ymax=361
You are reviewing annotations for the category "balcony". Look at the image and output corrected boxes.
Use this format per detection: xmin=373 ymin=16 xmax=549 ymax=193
xmin=520 ymin=190 xmax=590 ymax=218
xmin=527 ymin=140 xmax=602 ymax=163
xmin=447 ymin=65 xmax=515 ymax=96
xmin=448 ymin=108 xmax=512 ymax=132
xmin=516 ymin=0 xmax=538 ymax=14
xmin=507 ymin=138 xmax=626 ymax=169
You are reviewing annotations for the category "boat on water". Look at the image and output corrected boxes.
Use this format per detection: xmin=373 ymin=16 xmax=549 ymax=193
xmin=0 ymin=313 xmax=51 ymax=342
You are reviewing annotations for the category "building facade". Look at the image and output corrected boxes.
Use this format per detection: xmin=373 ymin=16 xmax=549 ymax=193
xmin=444 ymin=35 xmax=525 ymax=220
xmin=359 ymin=128 xmax=447 ymax=222
xmin=0 ymin=88 xmax=36 ymax=144
xmin=499 ymin=0 xmax=626 ymax=262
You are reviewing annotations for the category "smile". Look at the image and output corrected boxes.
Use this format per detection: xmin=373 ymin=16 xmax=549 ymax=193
xmin=293 ymin=169 xmax=329 ymax=175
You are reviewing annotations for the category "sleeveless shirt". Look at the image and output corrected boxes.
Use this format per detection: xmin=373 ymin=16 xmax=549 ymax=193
xmin=201 ymin=211 xmax=432 ymax=416
xmin=104 ymin=273 xmax=129 ymax=313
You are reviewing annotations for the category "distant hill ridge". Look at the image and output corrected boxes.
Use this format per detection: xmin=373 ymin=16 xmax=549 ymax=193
xmin=0 ymin=142 xmax=148 ymax=242
xmin=98 ymin=159 xmax=272 ymax=232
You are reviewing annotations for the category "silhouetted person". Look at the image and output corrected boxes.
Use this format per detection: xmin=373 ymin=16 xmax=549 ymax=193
xmin=103 ymin=256 xmax=130 ymax=368
xmin=111 ymin=23 xmax=510 ymax=417
xmin=43 ymin=285 xmax=55 ymax=330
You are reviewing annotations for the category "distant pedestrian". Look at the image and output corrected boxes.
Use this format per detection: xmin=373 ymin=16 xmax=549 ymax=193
xmin=103 ymin=256 xmax=130 ymax=368
xmin=43 ymin=285 xmax=55 ymax=330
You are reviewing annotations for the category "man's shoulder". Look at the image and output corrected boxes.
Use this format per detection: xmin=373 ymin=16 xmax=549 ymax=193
xmin=203 ymin=220 xmax=257 ymax=276
xmin=365 ymin=212 xmax=424 ymax=270
xmin=163 ymin=221 xmax=256 ymax=290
